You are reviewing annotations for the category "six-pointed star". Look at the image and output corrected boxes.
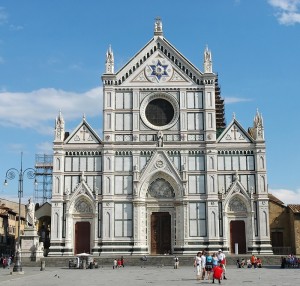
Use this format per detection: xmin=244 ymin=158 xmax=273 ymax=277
xmin=149 ymin=60 xmax=168 ymax=80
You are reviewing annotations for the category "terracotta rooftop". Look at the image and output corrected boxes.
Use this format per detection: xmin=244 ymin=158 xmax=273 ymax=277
xmin=288 ymin=204 xmax=300 ymax=213
xmin=268 ymin=193 xmax=285 ymax=206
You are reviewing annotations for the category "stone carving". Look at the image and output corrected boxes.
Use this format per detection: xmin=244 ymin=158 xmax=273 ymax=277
xmin=148 ymin=178 xmax=175 ymax=198
xmin=229 ymin=197 xmax=247 ymax=212
xmin=74 ymin=199 xmax=92 ymax=213
xmin=26 ymin=198 xmax=35 ymax=227
xmin=157 ymin=131 xmax=163 ymax=147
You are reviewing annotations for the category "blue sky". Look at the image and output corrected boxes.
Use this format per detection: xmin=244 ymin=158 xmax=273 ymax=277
xmin=0 ymin=0 xmax=300 ymax=205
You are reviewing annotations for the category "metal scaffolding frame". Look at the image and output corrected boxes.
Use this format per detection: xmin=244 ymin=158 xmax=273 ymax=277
xmin=34 ymin=154 xmax=53 ymax=204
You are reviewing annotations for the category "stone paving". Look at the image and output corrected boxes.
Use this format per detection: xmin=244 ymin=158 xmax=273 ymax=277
xmin=0 ymin=265 xmax=299 ymax=286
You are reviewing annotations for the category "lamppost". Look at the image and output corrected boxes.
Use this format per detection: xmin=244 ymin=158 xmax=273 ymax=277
xmin=4 ymin=152 xmax=36 ymax=273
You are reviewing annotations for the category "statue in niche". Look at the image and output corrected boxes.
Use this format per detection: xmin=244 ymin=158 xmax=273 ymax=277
xmin=157 ymin=131 xmax=163 ymax=147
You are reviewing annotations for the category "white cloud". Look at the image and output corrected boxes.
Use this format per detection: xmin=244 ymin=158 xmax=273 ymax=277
xmin=268 ymin=0 xmax=300 ymax=25
xmin=36 ymin=141 xmax=53 ymax=154
xmin=269 ymin=188 xmax=300 ymax=204
xmin=0 ymin=7 xmax=8 ymax=25
xmin=0 ymin=87 xmax=103 ymax=134
xmin=224 ymin=97 xmax=252 ymax=104
xmin=9 ymin=24 xmax=24 ymax=31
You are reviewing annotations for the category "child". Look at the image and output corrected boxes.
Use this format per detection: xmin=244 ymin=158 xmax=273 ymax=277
xmin=212 ymin=263 xmax=223 ymax=284
xmin=113 ymin=258 xmax=117 ymax=269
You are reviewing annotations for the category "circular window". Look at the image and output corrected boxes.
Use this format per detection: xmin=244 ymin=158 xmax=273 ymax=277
xmin=145 ymin=98 xmax=174 ymax=126
xmin=140 ymin=93 xmax=179 ymax=130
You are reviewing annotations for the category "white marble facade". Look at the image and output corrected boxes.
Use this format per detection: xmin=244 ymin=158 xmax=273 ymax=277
xmin=49 ymin=19 xmax=272 ymax=256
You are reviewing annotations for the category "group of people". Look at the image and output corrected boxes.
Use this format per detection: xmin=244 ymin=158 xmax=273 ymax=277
xmin=280 ymin=254 xmax=299 ymax=268
xmin=0 ymin=256 xmax=13 ymax=269
xmin=237 ymin=255 xmax=262 ymax=268
xmin=113 ymin=256 xmax=124 ymax=269
xmin=194 ymin=249 xmax=227 ymax=284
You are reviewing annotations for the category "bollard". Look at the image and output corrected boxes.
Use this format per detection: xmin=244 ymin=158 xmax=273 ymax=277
xmin=40 ymin=260 xmax=46 ymax=271
xmin=82 ymin=259 xmax=86 ymax=269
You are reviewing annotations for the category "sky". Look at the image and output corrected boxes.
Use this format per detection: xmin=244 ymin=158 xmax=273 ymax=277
xmin=0 ymin=0 xmax=300 ymax=205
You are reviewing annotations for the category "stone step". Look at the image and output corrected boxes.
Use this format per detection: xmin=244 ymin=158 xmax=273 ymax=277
xmin=21 ymin=255 xmax=282 ymax=268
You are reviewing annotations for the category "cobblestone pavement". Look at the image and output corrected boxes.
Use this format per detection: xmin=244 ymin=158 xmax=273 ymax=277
xmin=0 ymin=265 xmax=299 ymax=286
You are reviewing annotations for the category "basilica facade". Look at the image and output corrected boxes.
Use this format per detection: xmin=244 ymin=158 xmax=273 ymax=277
xmin=49 ymin=19 xmax=272 ymax=256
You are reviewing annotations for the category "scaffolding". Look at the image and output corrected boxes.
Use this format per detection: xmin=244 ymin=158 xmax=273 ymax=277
xmin=35 ymin=154 xmax=53 ymax=204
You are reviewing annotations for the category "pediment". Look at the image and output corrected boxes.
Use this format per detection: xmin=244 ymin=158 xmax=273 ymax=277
xmin=129 ymin=52 xmax=192 ymax=85
xmin=69 ymin=178 xmax=95 ymax=202
xmin=217 ymin=119 xmax=253 ymax=143
xmin=139 ymin=150 xmax=181 ymax=183
xmin=224 ymin=179 xmax=250 ymax=205
xmin=115 ymin=36 xmax=207 ymax=87
xmin=65 ymin=119 xmax=102 ymax=145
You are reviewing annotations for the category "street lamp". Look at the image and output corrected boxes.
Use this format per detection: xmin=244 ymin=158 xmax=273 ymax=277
xmin=4 ymin=152 xmax=36 ymax=273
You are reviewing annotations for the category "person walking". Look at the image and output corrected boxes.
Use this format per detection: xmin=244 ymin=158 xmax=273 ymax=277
xmin=205 ymin=252 xmax=213 ymax=280
xmin=217 ymin=249 xmax=227 ymax=280
xmin=113 ymin=258 xmax=117 ymax=269
xmin=201 ymin=250 xmax=206 ymax=280
xmin=174 ymin=256 xmax=179 ymax=269
xmin=194 ymin=252 xmax=202 ymax=280
xmin=212 ymin=263 xmax=224 ymax=284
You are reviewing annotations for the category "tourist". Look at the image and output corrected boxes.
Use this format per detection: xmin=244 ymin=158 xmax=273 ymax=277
xmin=121 ymin=256 xmax=124 ymax=267
xmin=217 ymin=249 xmax=227 ymax=280
xmin=251 ymin=254 xmax=257 ymax=268
xmin=205 ymin=252 xmax=213 ymax=280
xmin=212 ymin=252 xmax=219 ymax=269
xmin=174 ymin=256 xmax=179 ymax=269
xmin=113 ymin=258 xmax=117 ymax=269
xmin=247 ymin=258 xmax=252 ymax=268
xmin=256 ymin=257 xmax=262 ymax=268
xmin=201 ymin=250 xmax=206 ymax=280
xmin=194 ymin=251 xmax=202 ymax=280
xmin=212 ymin=263 xmax=224 ymax=284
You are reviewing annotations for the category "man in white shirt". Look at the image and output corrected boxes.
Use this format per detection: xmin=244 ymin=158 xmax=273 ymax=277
xmin=217 ymin=249 xmax=227 ymax=280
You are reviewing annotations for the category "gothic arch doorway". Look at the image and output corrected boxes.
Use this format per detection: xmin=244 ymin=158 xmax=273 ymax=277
xmin=75 ymin=222 xmax=90 ymax=254
xmin=230 ymin=220 xmax=246 ymax=254
xmin=151 ymin=212 xmax=171 ymax=254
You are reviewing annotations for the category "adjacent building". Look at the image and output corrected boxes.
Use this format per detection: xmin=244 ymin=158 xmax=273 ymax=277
xmin=49 ymin=19 xmax=272 ymax=256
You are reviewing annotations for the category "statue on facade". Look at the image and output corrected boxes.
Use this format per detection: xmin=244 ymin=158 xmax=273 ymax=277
xmin=157 ymin=131 xmax=163 ymax=147
xmin=26 ymin=198 xmax=35 ymax=227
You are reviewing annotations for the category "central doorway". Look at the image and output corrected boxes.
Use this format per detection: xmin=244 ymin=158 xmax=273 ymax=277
xmin=230 ymin=220 xmax=246 ymax=254
xmin=151 ymin=212 xmax=171 ymax=254
xmin=75 ymin=221 xmax=90 ymax=254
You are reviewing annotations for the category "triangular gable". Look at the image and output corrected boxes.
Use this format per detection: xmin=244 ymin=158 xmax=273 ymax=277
xmin=224 ymin=179 xmax=251 ymax=209
xmin=217 ymin=119 xmax=253 ymax=143
xmin=69 ymin=178 xmax=95 ymax=204
xmin=139 ymin=150 xmax=181 ymax=183
xmin=129 ymin=51 xmax=192 ymax=85
xmin=115 ymin=36 xmax=206 ymax=86
xmin=65 ymin=118 xmax=102 ymax=144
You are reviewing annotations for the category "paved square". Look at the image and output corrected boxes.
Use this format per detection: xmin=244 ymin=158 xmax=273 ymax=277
xmin=0 ymin=266 xmax=299 ymax=286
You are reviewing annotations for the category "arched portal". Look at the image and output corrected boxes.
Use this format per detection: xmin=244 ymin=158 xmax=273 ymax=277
xmin=146 ymin=178 xmax=176 ymax=255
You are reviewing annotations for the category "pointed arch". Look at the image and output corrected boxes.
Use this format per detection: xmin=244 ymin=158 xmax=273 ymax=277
xmin=139 ymin=170 xmax=182 ymax=199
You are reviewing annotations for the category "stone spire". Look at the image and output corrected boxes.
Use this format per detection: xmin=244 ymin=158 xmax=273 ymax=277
xmin=54 ymin=110 xmax=65 ymax=142
xmin=203 ymin=45 xmax=213 ymax=73
xmin=251 ymin=109 xmax=264 ymax=140
xmin=154 ymin=17 xmax=163 ymax=36
xmin=254 ymin=109 xmax=264 ymax=140
xmin=105 ymin=45 xmax=114 ymax=74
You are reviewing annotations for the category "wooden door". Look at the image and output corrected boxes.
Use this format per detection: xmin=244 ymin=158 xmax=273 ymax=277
xmin=75 ymin=222 xmax=90 ymax=254
xmin=151 ymin=212 xmax=171 ymax=255
xmin=230 ymin=220 xmax=246 ymax=254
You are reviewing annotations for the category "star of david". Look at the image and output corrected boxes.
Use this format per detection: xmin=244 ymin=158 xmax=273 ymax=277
xmin=149 ymin=60 xmax=169 ymax=81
